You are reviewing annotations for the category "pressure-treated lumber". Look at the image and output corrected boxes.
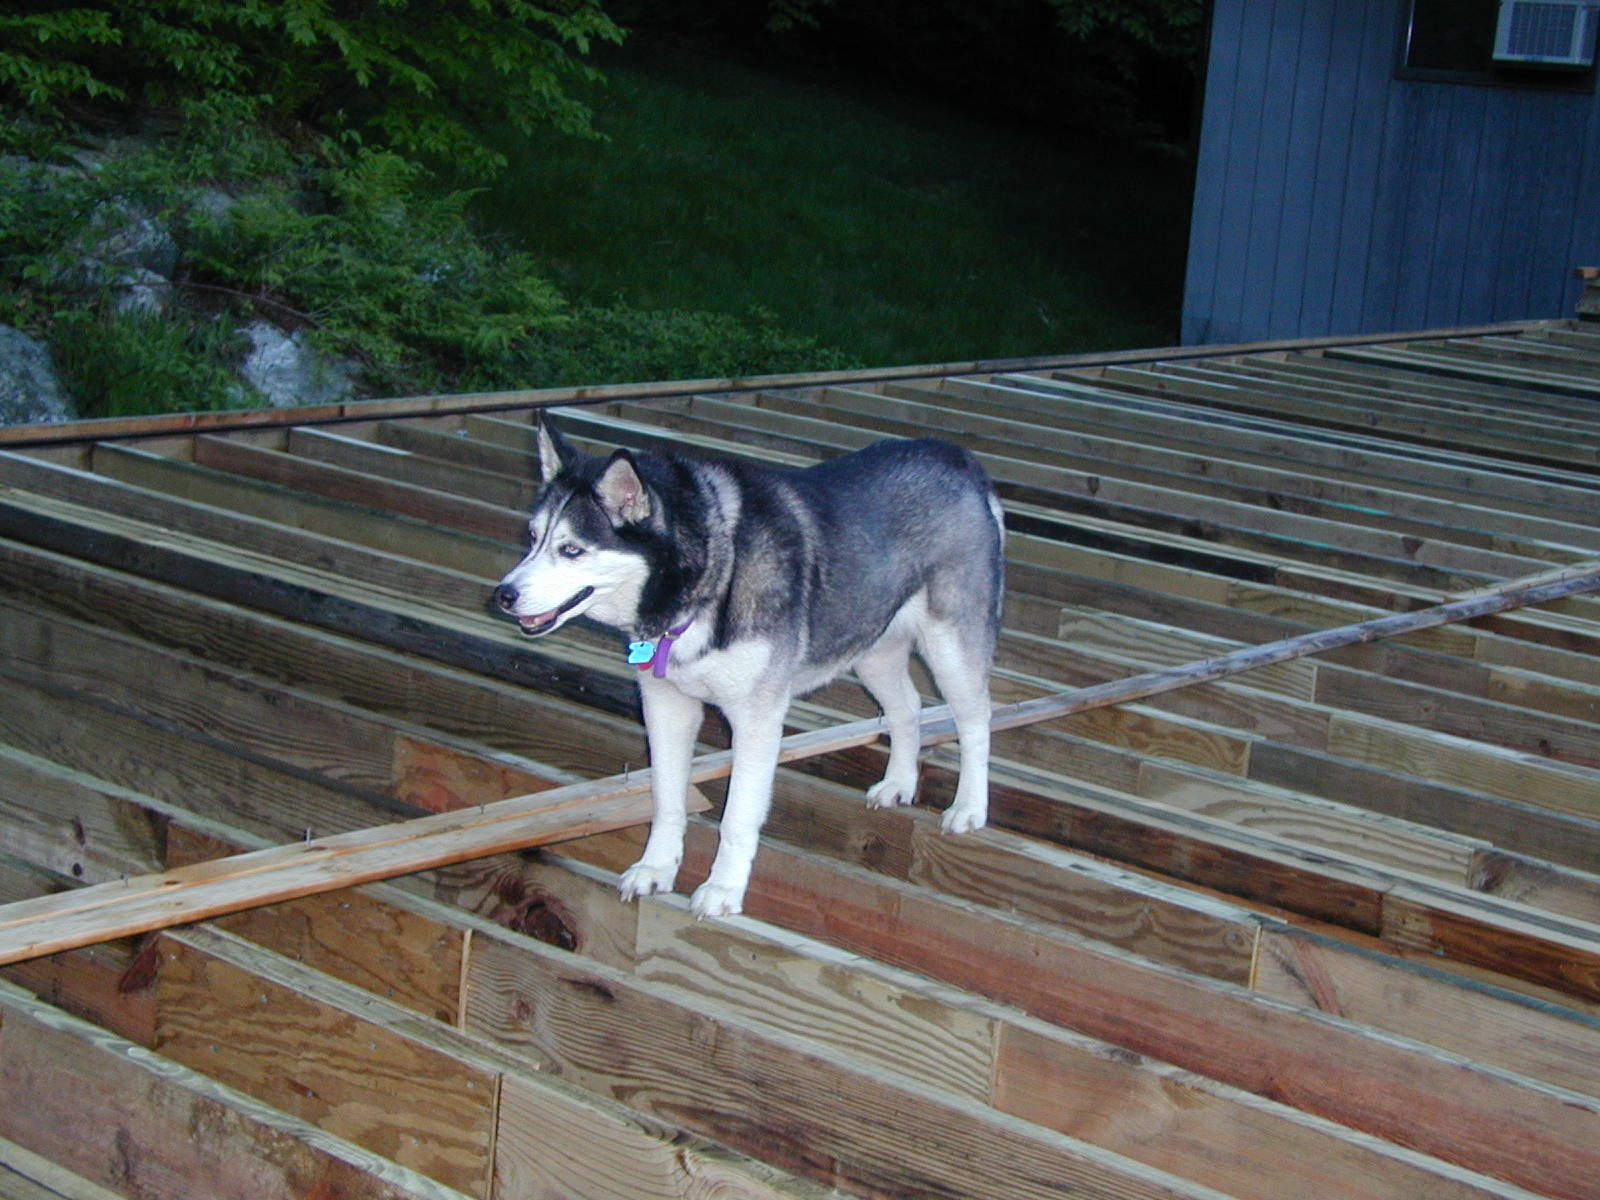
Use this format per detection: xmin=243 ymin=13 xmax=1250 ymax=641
xmin=0 ymin=980 xmax=472 ymax=1200
xmin=10 ymin=746 xmax=1538 ymax=1200
xmin=0 ymin=776 xmax=690 ymax=965
xmin=6 ymin=543 xmax=1597 ymax=970
xmin=747 ymin=786 xmax=1600 ymax=1098
xmin=554 ymin=820 xmax=1600 ymax=1200
xmin=0 ymin=319 xmax=1539 ymax=452
xmin=441 ymin=852 xmax=1545 ymax=1200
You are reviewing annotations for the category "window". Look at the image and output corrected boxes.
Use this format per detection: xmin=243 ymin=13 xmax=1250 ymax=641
xmin=1399 ymin=0 xmax=1598 ymax=88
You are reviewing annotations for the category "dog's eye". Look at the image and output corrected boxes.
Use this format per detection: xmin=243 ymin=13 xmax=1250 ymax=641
xmin=558 ymin=543 xmax=585 ymax=559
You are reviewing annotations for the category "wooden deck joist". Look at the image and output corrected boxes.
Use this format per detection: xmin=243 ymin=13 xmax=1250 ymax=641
xmin=5 ymin=318 xmax=1600 ymax=1198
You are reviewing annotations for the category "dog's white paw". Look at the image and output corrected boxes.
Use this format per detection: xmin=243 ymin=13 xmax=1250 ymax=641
xmin=940 ymin=803 xmax=987 ymax=835
xmin=618 ymin=860 xmax=679 ymax=902
xmin=865 ymin=772 xmax=919 ymax=809
xmin=688 ymin=881 xmax=745 ymax=919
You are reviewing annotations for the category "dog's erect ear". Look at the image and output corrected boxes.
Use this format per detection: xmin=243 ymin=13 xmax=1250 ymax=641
xmin=595 ymin=452 xmax=650 ymax=526
xmin=536 ymin=414 xmax=575 ymax=484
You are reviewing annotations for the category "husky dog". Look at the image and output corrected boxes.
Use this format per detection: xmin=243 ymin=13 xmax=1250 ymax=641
xmin=494 ymin=417 xmax=1004 ymax=918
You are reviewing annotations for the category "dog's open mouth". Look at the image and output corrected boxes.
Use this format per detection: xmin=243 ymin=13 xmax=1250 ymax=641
xmin=516 ymin=586 xmax=594 ymax=637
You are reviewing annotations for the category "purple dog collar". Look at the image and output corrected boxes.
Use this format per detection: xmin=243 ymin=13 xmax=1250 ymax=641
xmin=627 ymin=619 xmax=693 ymax=678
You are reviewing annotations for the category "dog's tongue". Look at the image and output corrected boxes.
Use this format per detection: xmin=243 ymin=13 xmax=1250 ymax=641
xmin=519 ymin=608 xmax=560 ymax=632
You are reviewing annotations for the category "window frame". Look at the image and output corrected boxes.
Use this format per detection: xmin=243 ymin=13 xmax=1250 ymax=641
xmin=1394 ymin=0 xmax=1598 ymax=91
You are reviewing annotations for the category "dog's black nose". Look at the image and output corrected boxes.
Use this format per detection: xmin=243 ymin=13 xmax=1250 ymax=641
xmin=493 ymin=583 xmax=518 ymax=611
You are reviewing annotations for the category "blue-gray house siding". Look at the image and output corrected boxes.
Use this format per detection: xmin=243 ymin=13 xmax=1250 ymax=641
xmin=1183 ymin=0 xmax=1600 ymax=344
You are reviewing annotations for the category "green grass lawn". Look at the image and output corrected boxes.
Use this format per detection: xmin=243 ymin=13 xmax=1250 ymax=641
xmin=476 ymin=41 xmax=1191 ymax=369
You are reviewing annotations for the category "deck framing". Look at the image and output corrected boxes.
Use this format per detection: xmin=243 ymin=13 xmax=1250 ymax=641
xmin=3 ymin=318 xmax=1600 ymax=1198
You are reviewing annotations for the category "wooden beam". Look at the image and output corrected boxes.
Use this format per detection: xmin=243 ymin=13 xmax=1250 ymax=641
xmin=191 ymin=435 xmax=528 ymax=544
xmin=0 ymin=319 xmax=1541 ymax=450
xmin=557 ymin=821 xmax=1600 ymax=1200
xmin=5 ymin=545 xmax=1596 ymax=969
xmin=0 ymin=449 xmax=490 ymax=610
xmin=469 ymin=853 xmax=1541 ymax=1200
xmin=0 ymin=980 xmax=470 ymax=1200
xmin=0 ymin=776 xmax=696 ymax=965
xmin=0 ymin=598 xmax=572 ymax=814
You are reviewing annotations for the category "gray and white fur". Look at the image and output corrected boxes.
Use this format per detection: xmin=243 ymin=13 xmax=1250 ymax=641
xmin=494 ymin=416 xmax=1004 ymax=918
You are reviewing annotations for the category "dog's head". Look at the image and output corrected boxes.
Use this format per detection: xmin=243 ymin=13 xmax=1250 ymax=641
xmin=493 ymin=418 xmax=655 ymax=637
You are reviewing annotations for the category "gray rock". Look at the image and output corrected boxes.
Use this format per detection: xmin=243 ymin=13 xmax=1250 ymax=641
xmin=111 ymin=267 xmax=172 ymax=317
xmin=240 ymin=320 xmax=356 ymax=409
xmin=84 ymin=201 xmax=180 ymax=279
xmin=0 ymin=326 xmax=73 ymax=426
xmin=191 ymin=188 xmax=237 ymax=224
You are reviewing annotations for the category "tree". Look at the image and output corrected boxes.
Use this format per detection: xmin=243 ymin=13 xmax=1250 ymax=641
xmin=0 ymin=0 xmax=623 ymax=175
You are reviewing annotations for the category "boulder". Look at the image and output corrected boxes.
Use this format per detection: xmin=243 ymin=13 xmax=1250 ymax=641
xmin=240 ymin=320 xmax=356 ymax=409
xmin=0 ymin=326 xmax=73 ymax=426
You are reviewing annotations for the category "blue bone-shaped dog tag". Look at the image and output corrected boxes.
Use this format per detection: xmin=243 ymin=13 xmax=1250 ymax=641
xmin=626 ymin=641 xmax=657 ymax=665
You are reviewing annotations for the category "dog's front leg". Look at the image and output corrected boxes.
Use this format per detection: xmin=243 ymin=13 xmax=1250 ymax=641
xmin=619 ymin=675 xmax=704 ymax=901
xmin=690 ymin=697 xmax=788 ymax=919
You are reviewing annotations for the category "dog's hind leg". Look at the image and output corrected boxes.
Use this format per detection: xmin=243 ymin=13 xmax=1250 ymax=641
xmin=855 ymin=630 xmax=924 ymax=809
xmin=690 ymin=694 xmax=789 ymax=919
xmin=619 ymin=676 xmax=704 ymax=901
xmin=918 ymin=619 xmax=993 ymax=835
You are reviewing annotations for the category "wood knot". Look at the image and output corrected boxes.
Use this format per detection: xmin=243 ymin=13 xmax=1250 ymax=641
xmin=486 ymin=872 xmax=580 ymax=951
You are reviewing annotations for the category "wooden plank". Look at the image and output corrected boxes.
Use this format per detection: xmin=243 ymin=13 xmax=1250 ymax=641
xmin=598 ymin=398 xmax=1542 ymax=587
xmin=1158 ymin=358 xmax=1600 ymax=444
xmin=981 ymin=372 xmax=1600 ymax=522
xmin=15 ymin=517 xmax=1596 ymax=916
xmin=999 ymin=628 xmax=1600 ymax=790
xmin=0 ymin=449 xmax=490 ymax=611
xmin=0 ymin=598 xmax=566 ymax=814
xmin=1224 ymin=353 xmax=1600 ymax=425
xmin=287 ymin=426 xmax=541 ymax=510
xmin=0 ymin=980 xmax=469 ymax=1200
xmin=554 ymin=824 xmax=1600 ymax=1200
xmin=5 ymin=852 xmax=824 ymax=1200
xmin=988 ymin=1024 xmax=1534 ymax=1200
xmin=507 ymin=855 xmax=1541 ymax=1200
xmin=491 ymin=1073 xmax=832 ymax=1200
xmin=0 ymin=319 xmax=1538 ymax=449
xmin=193 ymin=435 xmax=528 ymax=544
xmin=1095 ymin=362 xmax=1600 ymax=469
xmin=0 ymin=771 xmax=691 ymax=964
xmin=89 ymin=442 xmax=517 ymax=579
xmin=464 ymin=927 xmax=1230 ymax=1200
xmin=755 ymin=385 xmax=1600 ymax=560
xmin=1253 ymin=925 xmax=1600 ymax=1099
xmin=149 ymin=929 xmax=496 ymax=1197
xmin=373 ymin=419 xmax=546 ymax=477
xmin=1008 ymin=533 xmax=1600 ymax=683
xmin=977 ymin=559 xmax=1600 ymax=748
xmin=759 ymin=775 xmax=1260 ymax=984
xmin=0 ymin=490 xmax=642 ymax=720
xmin=626 ymin=393 xmax=1566 ymax=579
xmin=0 ymin=1135 xmax=125 ymax=1200
xmin=745 ymin=776 xmax=1600 ymax=1101
xmin=1327 ymin=344 xmax=1600 ymax=400
xmin=1471 ymin=849 xmax=1600 ymax=925
xmin=1133 ymin=761 xmax=1486 ymax=884
xmin=0 ymin=670 xmax=406 ymax=846
xmin=0 ymin=534 xmax=645 ymax=779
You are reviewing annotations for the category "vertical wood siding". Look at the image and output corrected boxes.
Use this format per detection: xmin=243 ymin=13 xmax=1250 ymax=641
xmin=1183 ymin=0 xmax=1600 ymax=343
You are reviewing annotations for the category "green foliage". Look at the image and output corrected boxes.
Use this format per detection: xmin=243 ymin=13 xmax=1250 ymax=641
xmin=48 ymin=307 xmax=250 ymax=419
xmin=182 ymin=145 xmax=568 ymax=393
xmin=0 ymin=0 xmax=623 ymax=175
xmin=0 ymin=99 xmax=865 ymax=419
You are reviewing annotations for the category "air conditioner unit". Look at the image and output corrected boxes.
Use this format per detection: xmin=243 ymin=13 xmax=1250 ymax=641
xmin=1493 ymin=0 xmax=1600 ymax=66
